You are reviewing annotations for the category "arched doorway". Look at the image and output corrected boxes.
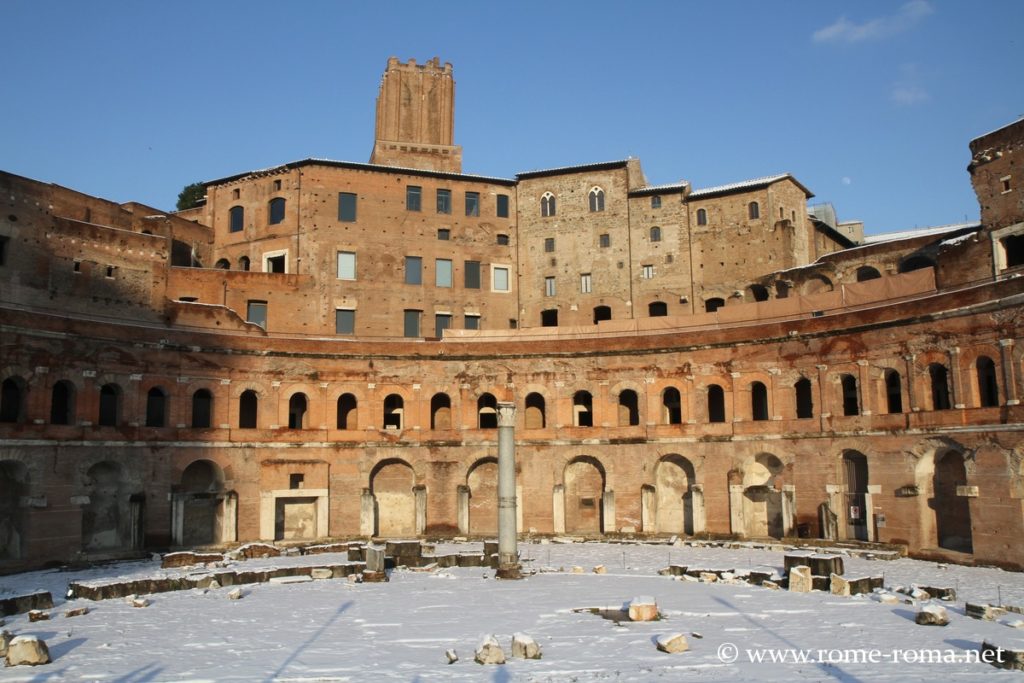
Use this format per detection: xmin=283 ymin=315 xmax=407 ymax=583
xmin=82 ymin=461 xmax=141 ymax=551
xmin=741 ymin=454 xmax=786 ymax=538
xmin=842 ymin=451 xmax=869 ymax=541
xmin=563 ymin=457 xmax=605 ymax=534
xmin=466 ymin=458 xmax=498 ymax=536
xmin=371 ymin=460 xmax=416 ymax=536
xmin=933 ymin=450 xmax=972 ymax=553
xmin=173 ymin=460 xmax=234 ymax=547
xmin=653 ymin=455 xmax=698 ymax=535
xmin=0 ymin=461 xmax=28 ymax=560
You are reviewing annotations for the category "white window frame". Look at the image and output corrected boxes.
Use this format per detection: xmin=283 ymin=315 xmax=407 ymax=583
xmin=491 ymin=264 xmax=511 ymax=292
xmin=337 ymin=251 xmax=356 ymax=280
xmin=545 ymin=276 xmax=556 ymax=297
xmin=580 ymin=273 xmax=592 ymax=293
xmin=641 ymin=264 xmax=654 ymax=279
xmin=262 ymin=249 xmax=289 ymax=274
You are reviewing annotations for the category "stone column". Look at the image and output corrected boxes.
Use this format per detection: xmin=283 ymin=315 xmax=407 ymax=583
xmin=904 ymin=354 xmax=919 ymax=411
xmin=552 ymin=485 xmax=565 ymax=533
xmin=865 ymin=484 xmax=881 ymax=543
xmin=949 ymin=347 xmax=966 ymax=409
xmin=690 ymin=484 xmax=706 ymax=534
xmin=1000 ymin=339 xmax=1019 ymax=405
xmin=641 ymin=485 xmax=655 ymax=533
xmin=781 ymin=485 xmax=796 ymax=537
xmin=221 ymin=492 xmax=238 ymax=543
xmin=857 ymin=360 xmax=873 ymax=415
xmin=170 ymin=495 xmax=185 ymax=546
xmin=496 ymin=401 xmax=521 ymax=578
xmin=360 ymin=488 xmax=375 ymax=537
xmin=413 ymin=485 xmax=427 ymax=535
xmin=729 ymin=484 xmax=745 ymax=536
xmin=601 ymin=490 xmax=615 ymax=534
xmin=456 ymin=485 xmax=470 ymax=534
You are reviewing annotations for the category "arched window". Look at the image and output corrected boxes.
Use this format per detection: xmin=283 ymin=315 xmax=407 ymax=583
xmin=98 ymin=383 xmax=121 ymax=427
xmin=618 ymin=389 xmax=639 ymax=426
xmin=215 ymin=258 xmax=230 ymax=270
xmin=751 ymin=382 xmax=769 ymax=421
xmin=337 ymin=393 xmax=358 ymax=429
xmin=0 ymin=378 xmax=25 ymax=423
xmin=288 ymin=393 xmax=308 ymax=429
xmin=541 ymin=309 xmax=558 ymax=327
xmin=525 ymin=392 xmax=546 ymax=429
xmin=856 ymin=266 xmax=881 ymax=282
xmin=648 ymin=301 xmax=668 ymax=317
xmin=238 ymin=256 xmax=251 ymax=271
xmin=593 ymin=305 xmax=612 ymax=324
xmin=662 ymin=387 xmax=682 ymax=424
xmin=229 ymin=205 xmax=244 ymax=233
xmin=478 ymin=393 xmax=498 ymax=429
xmin=268 ymin=197 xmax=286 ymax=225
xmin=573 ymin=391 xmax=593 ymax=427
xmin=540 ymin=192 xmax=556 ymax=218
xmin=929 ymin=363 xmax=951 ymax=410
xmin=430 ymin=393 xmax=452 ymax=430
xmin=976 ymin=356 xmax=999 ymax=407
xmin=383 ymin=394 xmax=404 ymax=429
xmin=707 ymin=384 xmax=725 ymax=423
xmin=239 ymin=390 xmax=258 ymax=428
xmin=50 ymin=380 xmax=76 ymax=425
xmin=649 ymin=226 xmax=662 ymax=242
xmin=884 ymin=370 xmax=903 ymax=413
xmin=589 ymin=187 xmax=605 ymax=212
xmin=840 ymin=374 xmax=859 ymax=416
xmin=191 ymin=389 xmax=213 ymax=428
xmin=794 ymin=378 xmax=813 ymax=419
xmin=705 ymin=297 xmax=725 ymax=313
xmin=748 ymin=201 xmax=760 ymax=220
xmin=696 ymin=208 xmax=707 ymax=226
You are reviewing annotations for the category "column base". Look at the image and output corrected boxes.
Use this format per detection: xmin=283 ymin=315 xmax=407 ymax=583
xmin=495 ymin=564 xmax=523 ymax=580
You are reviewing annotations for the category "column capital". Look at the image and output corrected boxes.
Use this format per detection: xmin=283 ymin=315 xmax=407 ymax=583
xmin=497 ymin=401 xmax=517 ymax=427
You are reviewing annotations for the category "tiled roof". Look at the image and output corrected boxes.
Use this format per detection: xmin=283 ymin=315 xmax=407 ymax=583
xmin=689 ymin=173 xmax=812 ymax=199
xmin=515 ymin=160 xmax=630 ymax=180
xmin=204 ymin=158 xmax=516 ymax=187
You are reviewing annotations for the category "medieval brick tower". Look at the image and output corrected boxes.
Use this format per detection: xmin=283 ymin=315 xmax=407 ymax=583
xmin=369 ymin=56 xmax=462 ymax=173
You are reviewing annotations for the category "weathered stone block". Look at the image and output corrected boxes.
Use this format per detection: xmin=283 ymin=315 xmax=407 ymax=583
xmin=5 ymin=635 xmax=50 ymax=666
xmin=915 ymin=605 xmax=949 ymax=626
xmin=511 ymin=633 xmax=542 ymax=659
xmin=0 ymin=591 xmax=54 ymax=617
xmin=628 ymin=596 xmax=659 ymax=622
xmin=788 ymin=566 xmax=812 ymax=593
xmin=474 ymin=635 xmax=505 ymax=665
xmin=656 ymin=633 xmax=689 ymax=654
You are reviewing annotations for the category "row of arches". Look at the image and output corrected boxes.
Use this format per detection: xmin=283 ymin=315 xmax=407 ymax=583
xmin=0 ymin=354 xmax=1007 ymax=431
xmin=539 ymin=187 xmax=605 ymax=218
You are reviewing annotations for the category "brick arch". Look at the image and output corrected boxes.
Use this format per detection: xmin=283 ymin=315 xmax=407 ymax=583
xmin=466 ymin=456 xmax=499 ymax=536
xmin=561 ymin=455 xmax=607 ymax=535
xmin=369 ymin=457 xmax=418 ymax=537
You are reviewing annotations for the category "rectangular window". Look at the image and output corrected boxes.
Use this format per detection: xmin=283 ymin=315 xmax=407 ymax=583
xmin=436 ymin=189 xmax=451 ymax=214
xmin=437 ymin=228 xmax=450 ymax=241
xmin=435 ymin=258 xmax=453 ymax=288
xmin=651 ymin=196 xmax=662 ymax=209
xmin=406 ymin=185 xmax=422 ymax=211
xmin=599 ymin=233 xmax=611 ymax=248
xmin=544 ymin=237 xmax=555 ymax=253
xmin=465 ymin=191 xmax=480 ymax=217
xmin=493 ymin=265 xmax=510 ymax=292
xmin=465 ymin=314 xmax=480 ymax=330
xmin=642 ymin=264 xmax=654 ymax=279
xmin=545 ymin=276 xmax=556 ymax=297
xmin=337 ymin=251 xmax=356 ymax=280
xmin=247 ymin=301 xmax=267 ymax=329
xmin=335 ymin=309 xmax=355 ymax=334
xmin=434 ymin=313 xmax=452 ymax=338
xmin=581 ymin=273 xmax=592 ymax=293
xmin=405 ymin=256 xmax=422 ymax=285
xmin=1002 ymin=176 xmax=1013 ymax=193
xmin=229 ymin=206 xmax=244 ymax=233
xmin=496 ymin=194 xmax=509 ymax=218
xmin=338 ymin=192 xmax=357 ymax=222
xmin=496 ymin=233 xmax=509 ymax=245
xmin=465 ymin=260 xmax=481 ymax=289
xmin=403 ymin=309 xmax=421 ymax=338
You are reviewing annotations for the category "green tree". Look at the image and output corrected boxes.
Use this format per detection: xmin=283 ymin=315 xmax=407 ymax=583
xmin=176 ymin=182 xmax=206 ymax=211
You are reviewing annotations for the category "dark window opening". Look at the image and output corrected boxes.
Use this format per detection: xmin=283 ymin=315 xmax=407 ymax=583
xmin=651 ymin=196 xmax=662 ymax=209
xmin=541 ymin=309 xmax=558 ymax=327
xmin=0 ymin=378 xmax=25 ymax=423
xmin=478 ymin=393 xmax=498 ymax=429
xmin=885 ymin=370 xmax=903 ymax=413
xmin=573 ymin=391 xmax=593 ymax=427
xmin=1003 ymin=234 xmax=1024 ymax=268
xmin=145 ymin=386 xmax=166 ymax=427
xmin=465 ymin=191 xmax=480 ymax=217
xmin=404 ymin=256 xmax=422 ymax=285
xmin=841 ymin=374 xmax=860 ymax=416
xmin=268 ymin=197 xmax=286 ymax=225
xmin=589 ymin=188 xmax=605 ymax=212
xmin=229 ymin=206 xmax=244 ymax=233
xmin=98 ymin=383 xmax=120 ymax=427
xmin=239 ymin=256 xmax=250 ymax=271
xmin=650 ymin=226 xmax=662 ymax=242
xmin=496 ymin=233 xmax=509 ymax=245
xmin=215 ymin=258 xmax=230 ymax=270
xmin=50 ymin=380 xmax=76 ymax=425
xmin=795 ymin=378 xmax=813 ymax=419
xmin=239 ymin=390 xmax=258 ymax=428
xmin=977 ymin=356 xmax=999 ymax=407
xmin=191 ymin=389 xmax=212 ymax=428
xmin=525 ymin=392 xmax=546 ymax=429
xmin=856 ymin=265 xmax=882 ymax=282
xmin=338 ymin=192 xmax=357 ymax=222
xmin=437 ymin=228 xmax=450 ymax=241
xmin=662 ymin=387 xmax=682 ymax=424
xmin=705 ymin=297 xmax=725 ymax=313
xmin=383 ymin=394 xmax=404 ymax=429
xmin=435 ymin=313 xmax=452 ymax=338
xmin=707 ymin=384 xmax=725 ymax=423
xmin=436 ymin=189 xmax=451 ymax=214
xmin=748 ymin=284 xmax=769 ymax=302
xmin=748 ymin=201 xmax=760 ymax=220
xmin=696 ymin=208 xmax=707 ymax=226
xmin=289 ymin=473 xmax=304 ymax=490
xmin=649 ymin=301 xmax=668 ymax=317
xmin=266 ymin=255 xmax=285 ymax=273
xmin=335 ymin=309 xmax=355 ymax=335
xmin=465 ymin=314 xmax=480 ymax=330
xmin=430 ymin=393 xmax=452 ymax=430
xmin=337 ymin=393 xmax=357 ymax=429
xmin=618 ymin=389 xmax=639 ymax=426
xmin=403 ymin=309 xmax=421 ymax=338
xmin=464 ymin=260 xmax=481 ymax=289
xmin=541 ymin=193 xmax=556 ymax=217
xmin=406 ymin=185 xmax=422 ymax=211
xmin=593 ymin=305 xmax=612 ymax=324
xmin=599 ymin=233 xmax=610 ymax=248
xmin=898 ymin=255 xmax=934 ymax=273
xmin=929 ymin=363 xmax=951 ymax=410
xmin=544 ymin=237 xmax=555 ymax=252
xmin=496 ymin=194 xmax=509 ymax=218
xmin=751 ymin=381 xmax=769 ymax=421
xmin=288 ymin=393 xmax=307 ymax=429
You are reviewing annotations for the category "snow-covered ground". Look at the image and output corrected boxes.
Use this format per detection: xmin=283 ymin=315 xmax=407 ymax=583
xmin=2 ymin=541 xmax=1024 ymax=681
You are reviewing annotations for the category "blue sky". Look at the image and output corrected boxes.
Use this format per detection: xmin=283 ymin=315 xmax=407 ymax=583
xmin=5 ymin=1 xmax=1022 ymax=234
